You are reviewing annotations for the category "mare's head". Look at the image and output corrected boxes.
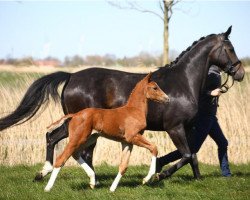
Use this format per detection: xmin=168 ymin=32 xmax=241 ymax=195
xmin=209 ymin=26 xmax=245 ymax=81
xmin=143 ymin=73 xmax=170 ymax=103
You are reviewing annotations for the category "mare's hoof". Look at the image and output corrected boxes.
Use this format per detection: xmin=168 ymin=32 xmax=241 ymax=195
xmin=33 ymin=173 xmax=44 ymax=182
xmin=89 ymin=179 xmax=100 ymax=189
xmin=142 ymin=178 xmax=147 ymax=185
xmin=194 ymin=175 xmax=202 ymax=180
xmin=149 ymin=173 xmax=163 ymax=184
xmin=95 ymin=179 xmax=100 ymax=186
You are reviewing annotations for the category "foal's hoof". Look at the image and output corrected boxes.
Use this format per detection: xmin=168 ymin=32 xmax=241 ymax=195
xmin=90 ymin=184 xmax=95 ymax=189
xmin=44 ymin=187 xmax=51 ymax=192
xmin=33 ymin=173 xmax=44 ymax=182
xmin=142 ymin=178 xmax=149 ymax=185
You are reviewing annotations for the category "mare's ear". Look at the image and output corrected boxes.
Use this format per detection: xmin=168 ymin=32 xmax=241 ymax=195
xmin=144 ymin=72 xmax=153 ymax=83
xmin=224 ymin=25 xmax=232 ymax=39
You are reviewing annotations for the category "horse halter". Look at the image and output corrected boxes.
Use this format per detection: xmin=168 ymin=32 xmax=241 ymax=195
xmin=222 ymin=40 xmax=241 ymax=75
xmin=217 ymin=39 xmax=241 ymax=93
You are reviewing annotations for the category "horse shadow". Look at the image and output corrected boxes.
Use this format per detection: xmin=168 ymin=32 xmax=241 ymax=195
xmin=70 ymin=172 xmax=165 ymax=191
xmin=168 ymin=171 xmax=250 ymax=185
xmin=70 ymin=170 xmax=250 ymax=190
xmin=201 ymin=171 xmax=250 ymax=178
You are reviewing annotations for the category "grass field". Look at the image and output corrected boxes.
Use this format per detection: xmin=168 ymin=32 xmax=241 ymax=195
xmin=0 ymin=163 xmax=249 ymax=200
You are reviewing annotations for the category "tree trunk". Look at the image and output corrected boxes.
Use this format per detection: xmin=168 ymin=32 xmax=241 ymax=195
xmin=163 ymin=0 xmax=171 ymax=65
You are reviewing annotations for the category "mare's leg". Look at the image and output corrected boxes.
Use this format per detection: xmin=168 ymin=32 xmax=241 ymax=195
xmin=186 ymin=130 xmax=202 ymax=179
xmin=34 ymin=122 xmax=69 ymax=181
xmin=187 ymin=114 xmax=218 ymax=179
xmin=110 ymin=143 xmax=133 ymax=192
xmin=158 ymin=124 xmax=199 ymax=181
xmin=72 ymin=133 xmax=100 ymax=189
xmin=80 ymin=142 xmax=97 ymax=172
xmin=129 ymin=133 xmax=158 ymax=184
xmin=190 ymin=153 xmax=201 ymax=179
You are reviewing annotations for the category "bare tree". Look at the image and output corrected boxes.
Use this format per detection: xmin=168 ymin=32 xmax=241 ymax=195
xmin=108 ymin=0 xmax=180 ymax=65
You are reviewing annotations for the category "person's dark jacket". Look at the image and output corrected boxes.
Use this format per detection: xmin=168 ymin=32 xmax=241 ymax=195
xmin=198 ymin=65 xmax=221 ymax=115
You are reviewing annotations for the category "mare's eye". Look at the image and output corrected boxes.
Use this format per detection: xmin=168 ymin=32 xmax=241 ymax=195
xmin=230 ymin=48 xmax=234 ymax=53
xmin=153 ymin=87 xmax=157 ymax=90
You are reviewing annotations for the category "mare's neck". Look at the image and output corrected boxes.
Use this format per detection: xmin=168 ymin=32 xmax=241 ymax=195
xmin=126 ymin=83 xmax=148 ymax=116
xmin=174 ymin=40 xmax=215 ymax=101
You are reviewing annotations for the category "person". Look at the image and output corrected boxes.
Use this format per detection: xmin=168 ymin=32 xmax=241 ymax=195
xmin=156 ymin=65 xmax=231 ymax=177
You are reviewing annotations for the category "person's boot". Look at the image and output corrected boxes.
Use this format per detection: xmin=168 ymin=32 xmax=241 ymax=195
xmin=219 ymin=151 xmax=231 ymax=177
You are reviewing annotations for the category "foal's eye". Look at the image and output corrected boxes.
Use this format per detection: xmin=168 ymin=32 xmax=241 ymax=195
xmin=153 ymin=87 xmax=157 ymax=90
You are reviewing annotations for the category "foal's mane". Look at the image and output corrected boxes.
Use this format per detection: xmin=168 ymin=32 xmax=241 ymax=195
xmin=126 ymin=76 xmax=148 ymax=105
xmin=164 ymin=33 xmax=216 ymax=68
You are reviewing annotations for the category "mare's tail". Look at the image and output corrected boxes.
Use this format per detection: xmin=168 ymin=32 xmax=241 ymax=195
xmin=47 ymin=114 xmax=74 ymax=133
xmin=0 ymin=71 xmax=71 ymax=131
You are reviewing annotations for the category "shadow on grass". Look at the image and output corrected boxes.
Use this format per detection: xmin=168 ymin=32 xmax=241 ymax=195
xmin=231 ymin=171 xmax=250 ymax=178
xmin=200 ymin=171 xmax=250 ymax=178
xmin=69 ymin=172 xmax=165 ymax=191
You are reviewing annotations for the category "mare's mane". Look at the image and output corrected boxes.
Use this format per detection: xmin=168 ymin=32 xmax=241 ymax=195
xmin=163 ymin=34 xmax=216 ymax=68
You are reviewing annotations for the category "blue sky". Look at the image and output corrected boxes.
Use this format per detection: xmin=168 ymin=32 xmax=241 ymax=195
xmin=0 ymin=0 xmax=249 ymax=61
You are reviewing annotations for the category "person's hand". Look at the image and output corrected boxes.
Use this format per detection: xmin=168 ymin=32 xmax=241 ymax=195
xmin=210 ymin=88 xmax=222 ymax=96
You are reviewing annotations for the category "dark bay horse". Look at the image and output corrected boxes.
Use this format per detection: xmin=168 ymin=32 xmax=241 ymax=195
xmin=44 ymin=73 xmax=169 ymax=192
xmin=0 ymin=26 xmax=245 ymax=182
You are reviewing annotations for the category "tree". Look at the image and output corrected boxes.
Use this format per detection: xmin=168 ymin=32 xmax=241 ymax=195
xmin=108 ymin=0 xmax=179 ymax=65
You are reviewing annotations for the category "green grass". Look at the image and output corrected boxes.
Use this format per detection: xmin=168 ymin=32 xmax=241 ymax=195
xmin=0 ymin=71 xmax=44 ymax=86
xmin=0 ymin=164 xmax=249 ymax=200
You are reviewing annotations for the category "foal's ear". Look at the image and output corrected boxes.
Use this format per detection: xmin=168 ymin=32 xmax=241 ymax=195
xmin=224 ymin=25 xmax=232 ymax=39
xmin=144 ymin=72 xmax=153 ymax=83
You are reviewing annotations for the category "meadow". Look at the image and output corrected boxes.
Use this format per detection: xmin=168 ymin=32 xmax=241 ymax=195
xmin=0 ymin=66 xmax=249 ymax=166
xmin=0 ymin=163 xmax=249 ymax=200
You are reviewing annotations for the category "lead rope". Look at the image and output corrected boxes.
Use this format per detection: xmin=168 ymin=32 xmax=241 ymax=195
xmin=220 ymin=73 xmax=235 ymax=94
xmin=215 ymin=73 xmax=234 ymax=107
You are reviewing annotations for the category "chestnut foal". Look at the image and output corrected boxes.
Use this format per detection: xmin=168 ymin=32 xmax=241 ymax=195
xmin=44 ymin=73 xmax=170 ymax=192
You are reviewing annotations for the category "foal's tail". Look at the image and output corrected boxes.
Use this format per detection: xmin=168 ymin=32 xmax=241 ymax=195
xmin=0 ymin=71 xmax=71 ymax=131
xmin=47 ymin=114 xmax=74 ymax=133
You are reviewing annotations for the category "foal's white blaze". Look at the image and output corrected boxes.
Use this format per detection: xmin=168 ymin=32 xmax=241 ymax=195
xmin=44 ymin=167 xmax=61 ymax=192
xmin=78 ymin=157 xmax=96 ymax=189
xmin=110 ymin=172 xmax=122 ymax=192
xmin=143 ymin=156 xmax=156 ymax=184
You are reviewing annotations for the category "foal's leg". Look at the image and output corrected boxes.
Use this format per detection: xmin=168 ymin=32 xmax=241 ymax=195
xmin=110 ymin=143 xmax=133 ymax=192
xmin=129 ymin=133 xmax=158 ymax=184
xmin=45 ymin=122 xmax=91 ymax=192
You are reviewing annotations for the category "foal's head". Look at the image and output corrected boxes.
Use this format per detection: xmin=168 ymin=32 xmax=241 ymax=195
xmin=143 ymin=73 xmax=170 ymax=103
